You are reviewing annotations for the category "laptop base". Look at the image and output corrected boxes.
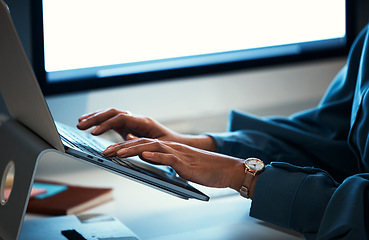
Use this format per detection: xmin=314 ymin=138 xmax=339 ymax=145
xmin=0 ymin=119 xmax=52 ymax=240
xmin=0 ymin=119 xmax=141 ymax=240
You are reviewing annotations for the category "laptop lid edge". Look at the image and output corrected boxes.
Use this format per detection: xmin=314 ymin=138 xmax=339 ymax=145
xmin=0 ymin=1 xmax=64 ymax=152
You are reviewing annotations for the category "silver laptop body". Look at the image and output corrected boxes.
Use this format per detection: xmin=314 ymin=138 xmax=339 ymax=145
xmin=0 ymin=118 xmax=140 ymax=239
xmin=0 ymin=0 xmax=208 ymax=205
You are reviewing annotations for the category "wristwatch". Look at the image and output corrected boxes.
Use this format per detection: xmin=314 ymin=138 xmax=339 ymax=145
xmin=240 ymin=157 xmax=265 ymax=199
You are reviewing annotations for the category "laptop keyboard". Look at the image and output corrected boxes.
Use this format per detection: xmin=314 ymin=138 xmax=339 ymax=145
xmin=56 ymin=123 xmax=138 ymax=170
xmin=55 ymin=122 xmax=182 ymax=185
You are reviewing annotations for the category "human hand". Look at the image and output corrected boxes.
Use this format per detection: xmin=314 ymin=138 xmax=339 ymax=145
xmin=103 ymin=137 xmax=245 ymax=190
xmin=77 ymin=108 xmax=217 ymax=151
xmin=77 ymin=108 xmax=180 ymax=140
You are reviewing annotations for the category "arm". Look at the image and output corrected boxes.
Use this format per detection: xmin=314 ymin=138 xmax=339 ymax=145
xmin=104 ymin=137 xmax=245 ymax=189
xmin=207 ymin=25 xmax=368 ymax=183
xmin=77 ymin=24 xmax=369 ymax=240
xmin=99 ymin=135 xmax=369 ymax=240
xmin=207 ymin=58 xmax=360 ymax=182
xmin=77 ymin=108 xmax=217 ymax=152
xmin=251 ymin=163 xmax=369 ymax=240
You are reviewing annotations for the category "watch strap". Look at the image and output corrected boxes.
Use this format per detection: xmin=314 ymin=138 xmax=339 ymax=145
xmin=240 ymin=170 xmax=254 ymax=198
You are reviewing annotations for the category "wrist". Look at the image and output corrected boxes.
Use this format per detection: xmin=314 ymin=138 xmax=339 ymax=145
xmin=229 ymin=160 xmax=247 ymax=191
xmin=223 ymin=157 xmax=262 ymax=194
xmin=238 ymin=158 xmax=265 ymax=199
xmin=179 ymin=134 xmax=217 ymax=152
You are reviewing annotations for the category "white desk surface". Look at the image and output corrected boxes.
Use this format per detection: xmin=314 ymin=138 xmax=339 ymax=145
xmin=26 ymin=153 xmax=305 ymax=240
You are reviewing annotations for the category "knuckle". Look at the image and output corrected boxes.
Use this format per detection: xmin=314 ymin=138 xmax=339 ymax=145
xmin=167 ymin=154 xmax=178 ymax=166
xmin=168 ymin=154 xmax=177 ymax=162
xmin=151 ymin=139 xmax=166 ymax=150
xmin=152 ymin=139 xmax=162 ymax=147
xmin=169 ymin=142 xmax=185 ymax=151
xmin=142 ymin=117 xmax=154 ymax=125
xmin=139 ymin=137 xmax=150 ymax=143
xmin=116 ymin=112 xmax=130 ymax=121
xmin=116 ymin=112 xmax=125 ymax=118
xmin=106 ymin=108 xmax=118 ymax=114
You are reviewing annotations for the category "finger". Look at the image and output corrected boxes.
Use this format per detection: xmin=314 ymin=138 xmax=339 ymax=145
xmin=77 ymin=109 xmax=128 ymax=130
xmin=91 ymin=114 xmax=155 ymax=138
xmin=115 ymin=138 xmax=164 ymax=150
xmin=78 ymin=110 xmax=104 ymax=122
xmin=142 ymin=151 xmax=178 ymax=166
xmin=87 ymin=112 xmax=133 ymax=135
xmin=126 ymin=133 xmax=138 ymax=140
xmin=103 ymin=138 xmax=153 ymax=157
xmin=90 ymin=113 xmax=138 ymax=136
xmin=103 ymin=142 xmax=131 ymax=157
xmin=78 ymin=113 xmax=93 ymax=122
xmin=77 ymin=109 xmax=114 ymax=129
xmin=116 ymin=140 xmax=170 ymax=158
xmin=103 ymin=144 xmax=120 ymax=157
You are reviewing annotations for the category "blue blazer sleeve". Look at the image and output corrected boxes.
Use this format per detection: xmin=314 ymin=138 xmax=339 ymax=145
xmin=207 ymin=25 xmax=369 ymax=239
xmin=251 ymin=163 xmax=369 ymax=240
xmin=209 ymin=63 xmax=360 ymax=182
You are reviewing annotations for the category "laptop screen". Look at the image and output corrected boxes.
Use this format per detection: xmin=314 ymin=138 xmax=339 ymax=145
xmin=31 ymin=0 xmax=354 ymax=95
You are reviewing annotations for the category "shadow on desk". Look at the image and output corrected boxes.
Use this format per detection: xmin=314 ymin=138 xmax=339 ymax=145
xmin=131 ymin=197 xmax=304 ymax=240
xmin=30 ymin=149 xmax=305 ymax=240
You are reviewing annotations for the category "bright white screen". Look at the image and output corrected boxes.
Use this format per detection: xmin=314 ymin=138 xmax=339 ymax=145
xmin=42 ymin=0 xmax=346 ymax=77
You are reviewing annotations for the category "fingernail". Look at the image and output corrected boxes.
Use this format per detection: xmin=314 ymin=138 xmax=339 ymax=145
xmin=103 ymin=147 xmax=113 ymax=155
xmin=77 ymin=119 xmax=87 ymax=128
xmin=126 ymin=134 xmax=137 ymax=140
xmin=91 ymin=126 xmax=100 ymax=135
xmin=103 ymin=151 xmax=115 ymax=157
xmin=117 ymin=148 xmax=128 ymax=157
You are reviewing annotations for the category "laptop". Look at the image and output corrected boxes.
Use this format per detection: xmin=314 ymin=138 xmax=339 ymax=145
xmin=0 ymin=1 xmax=208 ymax=201
xmin=0 ymin=1 xmax=209 ymax=239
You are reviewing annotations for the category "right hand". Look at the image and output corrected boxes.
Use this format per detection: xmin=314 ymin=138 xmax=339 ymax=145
xmin=103 ymin=137 xmax=244 ymax=190
xmin=77 ymin=108 xmax=217 ymax=152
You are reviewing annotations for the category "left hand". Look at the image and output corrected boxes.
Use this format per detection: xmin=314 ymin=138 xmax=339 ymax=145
xmin=77 ymin=108 xmax=216 ymax=151
xmin=104 ymin=138 xmax=245 ymax=190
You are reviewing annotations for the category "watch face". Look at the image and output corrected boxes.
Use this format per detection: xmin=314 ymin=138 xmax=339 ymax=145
xmin=245 ymin=158 xmax=264 ymax=171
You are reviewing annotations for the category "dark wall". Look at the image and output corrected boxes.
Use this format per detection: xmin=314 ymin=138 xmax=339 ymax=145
xmin=355 ymin=0 xmax=369 ymax=33
xmin=0 ymin=0 xmax=31 ymax=116
xmin=3 ymin=0 xmax=31 ymax=59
